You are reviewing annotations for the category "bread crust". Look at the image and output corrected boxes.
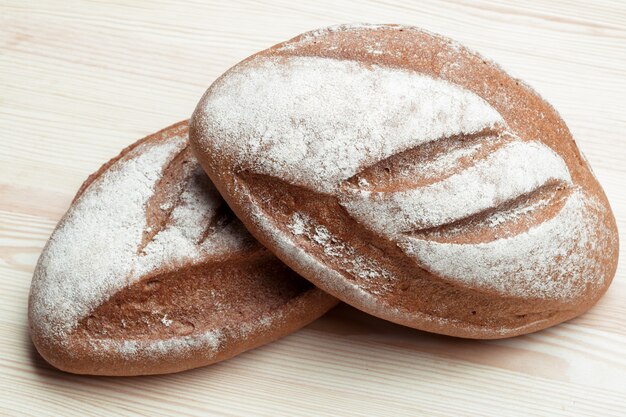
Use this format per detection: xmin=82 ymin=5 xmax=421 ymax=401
xmin=190 ymin=24 xmax=619 ymax=339
xmin=29 ymin=121 xmax=337 ymax=375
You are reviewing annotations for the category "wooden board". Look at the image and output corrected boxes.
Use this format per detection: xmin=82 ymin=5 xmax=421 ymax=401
xmin=1 ymin=1 xmax=625 ymax=415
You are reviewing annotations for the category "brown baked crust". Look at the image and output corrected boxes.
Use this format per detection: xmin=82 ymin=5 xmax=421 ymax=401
xmin=72 ymin=122 xmax=189 ymax=204
xmin=190 ymin=24 xmax=619 ymax=339
xmin=29 ymin=121 xmax=338 ymax=375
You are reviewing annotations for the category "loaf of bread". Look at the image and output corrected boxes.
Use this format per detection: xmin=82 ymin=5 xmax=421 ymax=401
xmin=190 ymin=24 xmax=619 ymax=338
xmin=29 ymin=121 xmax=337 ymax=375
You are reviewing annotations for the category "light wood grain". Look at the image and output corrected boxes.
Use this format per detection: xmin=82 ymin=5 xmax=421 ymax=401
xmin=1 ymin=1 xmax=625 ymax=416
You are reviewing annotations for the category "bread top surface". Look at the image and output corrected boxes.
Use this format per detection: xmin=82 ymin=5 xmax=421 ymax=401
xmin=29 ymin=121 xmax=337 ymax=375
xmin=190 ymin=24 xmax=618 ymax=338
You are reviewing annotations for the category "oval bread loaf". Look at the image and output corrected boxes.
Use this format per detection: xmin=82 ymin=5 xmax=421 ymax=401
xmin=29 ymin=121 xmax=337 ymax=375
xmin=190 ymin=24 xmax=619 ymax=339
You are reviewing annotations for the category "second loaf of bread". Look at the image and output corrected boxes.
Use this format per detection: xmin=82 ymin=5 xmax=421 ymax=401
xmin=190 ymin=23 xmax=619 ymax=338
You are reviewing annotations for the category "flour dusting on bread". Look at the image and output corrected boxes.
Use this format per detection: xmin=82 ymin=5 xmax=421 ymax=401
xmin=31 ymin=137 xmax=186 ymax=341
xmin=190 ymin=23 xmax=618 ymax=338
xmin=30 ymin=132 xmax=250 ymax=349
xmin=194 ymin=51 xmax=604 ymax=301
xmin=30 ymin=123 xmax=337 ymax=374
xmin=198 ymin=55 xmax=502 ymax=194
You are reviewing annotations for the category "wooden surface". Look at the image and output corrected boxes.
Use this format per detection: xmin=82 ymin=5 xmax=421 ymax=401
xmin=1 ymin=1 xmax=625 ymax=415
